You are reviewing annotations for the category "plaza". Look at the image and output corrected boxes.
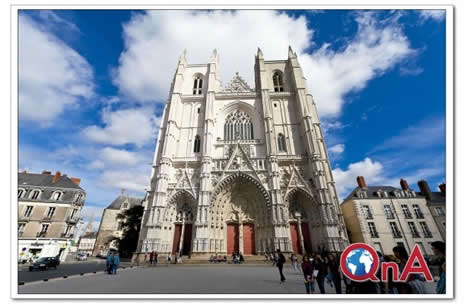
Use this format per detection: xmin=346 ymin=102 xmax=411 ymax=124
xmin=18 ymin=264 xmax=437 ymax=295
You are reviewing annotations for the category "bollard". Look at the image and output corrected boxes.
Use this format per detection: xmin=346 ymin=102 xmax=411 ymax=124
xmin=80 ymin=273 xmax=84 ymax=276
xmin=43 ymin=279 xmax=48 ymax=282
xmin=63 ymin=275 xmax=68 ymax=278
xmin=19 ymin=281 xmax=25 ymax=286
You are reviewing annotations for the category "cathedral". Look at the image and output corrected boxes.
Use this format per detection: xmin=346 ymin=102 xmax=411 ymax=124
xmin=135 ymin=47 xmax=349 ymax=260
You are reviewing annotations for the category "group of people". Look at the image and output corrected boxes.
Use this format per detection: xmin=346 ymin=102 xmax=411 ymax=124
xmin=232 ymin=251 xmax=244 ymax=264
xmin=144 ymin=251 xmax=184 ymax=265
xmin=209 ymin=254 xmax=227 ymax=263
xmin=106 ymin=251 xmax=120 ymax=275
xmin=270 ymin=240 xmax=446 ymax=295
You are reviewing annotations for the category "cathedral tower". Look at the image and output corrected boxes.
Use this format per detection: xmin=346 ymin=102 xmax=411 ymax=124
xmin=135 ymin=48 xmax=349 ymax=259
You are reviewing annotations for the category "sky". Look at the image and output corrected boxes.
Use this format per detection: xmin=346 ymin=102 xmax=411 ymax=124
xmin=17 ymin=9 xmax=446 ymax=229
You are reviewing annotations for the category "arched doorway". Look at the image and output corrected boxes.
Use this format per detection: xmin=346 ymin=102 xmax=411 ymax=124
xmin=165 ymin=190 xmax=196 ymax=256
xmin=210 ymin=173 xmax=271 ymax=255
xmin=286 ymin=189 xmax=316 ymax=255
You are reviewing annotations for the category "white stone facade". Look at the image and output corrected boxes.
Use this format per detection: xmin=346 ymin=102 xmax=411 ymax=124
xmin=136 ymin=48 xmax=349 ymax=258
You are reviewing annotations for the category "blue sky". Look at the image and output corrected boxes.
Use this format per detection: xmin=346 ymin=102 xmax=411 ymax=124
xmin=18 ymin=9 xmax=446 ymax=228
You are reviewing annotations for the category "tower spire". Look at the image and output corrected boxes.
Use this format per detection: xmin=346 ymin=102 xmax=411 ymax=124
xmin=257 ymin=47 xmax=264 ymax=59
xmin=178 ymin=49 xmax=187 ymax=65
xmin=288 ymin=45 xmax=296 ymax=58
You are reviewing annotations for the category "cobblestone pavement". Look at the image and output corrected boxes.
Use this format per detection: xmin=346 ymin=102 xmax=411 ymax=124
xmin=18 ymin=264 xmax=438 ymax=295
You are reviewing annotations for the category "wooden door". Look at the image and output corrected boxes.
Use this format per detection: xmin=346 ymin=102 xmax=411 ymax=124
xmin=182 ymin=224 xmax=193 ymax=255
xmin=172 ymin=224 xmax=182 ymax=255
xmin=243 ymin=223 xmax=256 ymax=255
xmin=301 ymin=222 xmax=312 ymax=253
xmin=227 ymin=223 xmax=239 ymax=254
xmin=290 ymin=223 xmax=302 ymax=254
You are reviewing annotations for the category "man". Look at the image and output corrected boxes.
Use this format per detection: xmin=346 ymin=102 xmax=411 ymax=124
xmin=276 ymin=249 xmax=286 ymax=283
xmin=431 ymin=241 xmax=446 ymax=294
xmin=154 ymin=251 xmax=158 ymax=266
xmin=149 ymin=251 xmax=154 ymax=266
xmin=112 ymin=252 xmax=120 ymax=275
xmin=106 ymin=252 xmax=114 ymax=275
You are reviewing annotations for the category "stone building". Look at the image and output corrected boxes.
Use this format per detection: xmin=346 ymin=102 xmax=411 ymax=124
xmin=341 ymin=176 xmax=443 ymax=257
xmin=17 ymin=170 xmax=86 ymax=262
xmin=93 ymin=193 xmax=143 ymax=257
xmin=78 ymin=232 xmax=97 ymax=255
xmin=135 ymin=47 xmax=349 ymax=260
xmin=417 ymin=180 xmax=446 ymax=240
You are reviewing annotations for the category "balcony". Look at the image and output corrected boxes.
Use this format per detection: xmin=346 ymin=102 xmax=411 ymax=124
xmin=424 ymin=232 xmax=433 ymax=238
xmin=404 ymin=214 xmax=413 ymax=219
xmin=18 ymin=231 xmax=24 ymax=238
xmin=61 ymin=233 xmax=73 ymax=238
xmin=18 ymin=215 xmax=31 ymax=222
xmin=393 ymin=232 xmax=402 ymax=238
xmin=42 ymin=216 xmax=54 ymax=222
xmin=36 ymin=232 xmax=47 ymax=238
xmin=365 ymin=214 xmax=373 ymax=220
xmin=411 ymin=232 xmax=421 ymax=238
xmin=66 ymin=216 xmax=79 ymax=224
xmin=370 ymin=232 xmax=379 ymax=238
xmin=415 ymin=213 xmax=425 ymax=219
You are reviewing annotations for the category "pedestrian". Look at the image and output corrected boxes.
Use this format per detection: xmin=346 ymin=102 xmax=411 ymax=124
xmin=382 ymin=255 xmax=398 ymax=294
xmin=239 ymin=252 xmax=244 ymax=264
xmin=301 ymin=255 xmax=315 ymax=294
xmin=112 ymin=252 xmax=120 ymax=275
xmin=178 ymin=255 xmax=183 ymax=264
xmin=291 ymin=253 xmax=301 ymax=272
xmin=276 ymin=249 xmax=286 ymax=283
xmin=392 ymin=246 xmax=414 ymax=294
xmin=167 ymin=252 xmax=172 ymax=265
xmin=327 ymin=253 xmax=342 ymax=294
xmin=314 ymin=254 xmax=327 ymax=294
xmin=106 ymin=253 xmax=113 ymax=274
xmin=431 ymin=241 xmax=446 ymax=294
xmin=271 ymin=252 xmax=276 ymax=267
xmin=154 ymin=251 xmax=158 ymax=266
xmin=149 ymin=251 xmax=154 ymax=266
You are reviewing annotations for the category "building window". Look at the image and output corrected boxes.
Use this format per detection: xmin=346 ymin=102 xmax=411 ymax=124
xmin=224 ymin=110 xmax=254 ymax=141
xmin=39 ymin=224 xmax=49 ymax=235
xmin=415 ymin=242 xmax=426 ymax=255
xmin=362 ymin=205 xmax=373 ymax=220
xmin=272 ymin=71 xmax=284 ymax=92
xmin=52 ymin=191 xmax=62 ymax=201
xmin=277 ymin=133 xmax=287 ymax=152
xmin=197 ymin=107 xmax=201 ymax=114
xmin=420 ymin=221 xmax=433 ymax=238
xmin=390 ymin=222 xmax=402 ymax=238
xmin=193 ymin=75 xmax=203 ymax=95
xmin=193 ymin=135 xmax=201 ymax=153
xmin=117 ymin=221 xmax=124 ymax=231
xmin=122 ymin=202 xmax=129 ymax=210
xmin=70 ymin=208 xmax=78 ymax=219
xmin=18 ymin=223 xmax=26 ymax=235
xmin=367 ymin=222 xmax=379 ymax=238
xmin=75 ymin=193 xmax=83 ymax=203
xmin=24 ymin=206 xmax=33 ymax=217
xmin=435 ymin=207 xmax=444 ymax=216
xmin=30 ymin=190 xmax=40 ymax=200
xmin=412 ymin=204 xmax=424 ymax=219
xmin=384 ymin=191 xmax=388 ymax=198
xmin=408 ymin=222 xmax=420 ymax=238
xmin=401 ymin=204 xmax=412 ymax=219
xmin=46 ymin=207 xmax=56 ymax=218
xmin=18 ymin=189 xmax=25 ymax=199
xmin=64 ymin=225 xmax=73 ymax=236
xmin=384 ymin=204 xmax=394 ymax=219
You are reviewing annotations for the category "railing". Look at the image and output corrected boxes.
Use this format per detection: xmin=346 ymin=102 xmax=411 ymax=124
xmin=66 ymin=216 xmax=79 ymax=223
xmin=424 ymin=232 xmax=433 ymax=238
xmin=370 ymin=232 xmax=379 ymax=238
xmin=404 ymin=213 xmax=413 ymax=219
xmin=42 ymin=216 xmax=53 ymax=221
xmin=386 ymin=215 xmax=394 ymax=219
xmin=411 ymin=232 xmax=421 ymax=238
xmin=61 ymin=233 xmax=72 ymax=238
xmin=393 ymin=232 xmax=402 ymax=238
xmin=415 ymin=213 xmax=425 ymax=219
xmin=36 ymin=232 xmax=47 ymax=238
xmin=18 ymin=215 xmax=31 ymax=221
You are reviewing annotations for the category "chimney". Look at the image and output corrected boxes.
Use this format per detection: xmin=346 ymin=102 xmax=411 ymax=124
xmin=52 ymin=171 xmax=61 ymax=183
xmin=418 ymin=180 xmax=432 ymax=200
xmin=400 ymin=178 xmax=409 ymax=190
xmin=71 ymin=177 xmax=81 ymax=186
xmin=356 ymin=176 xmax=367 ymax=189
xmin=438 ymin=183 xmax=446 ymax=196
xmin=42 ymin=170 xmax=51 ymax=175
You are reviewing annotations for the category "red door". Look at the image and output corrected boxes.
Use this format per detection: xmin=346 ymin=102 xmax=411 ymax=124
xmin=172 ymin=224 xmax=182 ymax=255
xmin=290 ymin=223 xmax=302 ymax=254
xmin=301 ymin=222 xmax=312 ymax=253
xmin=243 ymin=223 xmax=256 ymax=255
xmin=227 ymin=223 xmax=239 ymax=254
xmin=182 ymin=224 xmax=193 ymax=255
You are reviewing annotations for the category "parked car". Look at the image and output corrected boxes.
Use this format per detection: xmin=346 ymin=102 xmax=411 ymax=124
xmin=76 ymin=253 xmax=88 ymax=261
xmin=28 ymin=257 xmax=60 ymax=271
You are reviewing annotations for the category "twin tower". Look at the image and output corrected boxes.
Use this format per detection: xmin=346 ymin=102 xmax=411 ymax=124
xmin=134 ymin=47 xmax=349 ymax=260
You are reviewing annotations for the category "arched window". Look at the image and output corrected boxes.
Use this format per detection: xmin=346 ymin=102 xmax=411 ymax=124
xmin=193 ymin=75 xmax=203 ymax=95
xmin=193 ymin=135 xmax=201 ymax=153
xmin=273 ymin=71 xmax=284 ymax=92
xmin=277 ymin=133 xmax=287 ymax=152
xmin=51 ymin=191 xmax=62 ymax=201
xmin=18 ymin=189 xmax=25 ymax=199
xmin=224 ymin=110 xmax=254 ymax=141
xmin=30 ymin=189 xmax=40 ymax=200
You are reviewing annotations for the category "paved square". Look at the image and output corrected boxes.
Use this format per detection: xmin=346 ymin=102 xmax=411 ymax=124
xmin=18 ymin=264 xmax=437 ymax=295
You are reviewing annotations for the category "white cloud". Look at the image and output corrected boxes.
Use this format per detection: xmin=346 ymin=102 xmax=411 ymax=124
xmin=328 ymin=143 xmax=345 ymax=155
xmin=82 ymin=107 xmax=159 ymax=147
xmin=333 ymin=157 xmax=385 ymax=198
xmin=19 ymin=14 xmax=94 ymax=125
xmin=419 ymin=10 xmax=445 ymax=22
xmin=114 ymin=10 xmax=415 ymax=118
xmin=100 ymin=147 xmax=142 ymax=166
xmin=98 ymin=169 xmax=149 ymax=193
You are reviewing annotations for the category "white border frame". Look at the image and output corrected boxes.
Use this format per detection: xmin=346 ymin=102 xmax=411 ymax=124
xmin=10 ymin=4 xmax=454 ymax=300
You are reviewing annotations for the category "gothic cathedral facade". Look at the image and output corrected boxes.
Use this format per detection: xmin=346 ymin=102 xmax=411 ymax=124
xmin=135 ymin=47 xmax=349 ymax=259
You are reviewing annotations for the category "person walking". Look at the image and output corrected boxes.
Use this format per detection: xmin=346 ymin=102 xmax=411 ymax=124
xmin=149 ymin=251 xmax=154 ymax=266
xmin=106 ymin=253 xmax=113 ymax=274
xmin=167 ymin=252 xmax=172 ymax=266
xmin=393 ymin=246 xmax=414 ymax=294
xmin=431 ymin=241 xmax=446 ymax=294
xmin=291 ymin=253 xmax=301 ymax=273
xmin=314 ymin=254 xmax=328 ymax=294
xmin=276 ymin=249 xmax=286 ymax=283
xmin=112 ymin=252 xmax=120 ymax=275
xmin=327 ymin=253 xmax=342 ymax=294
xmin=302 ymin=255 xmax=315 ymax=294
xmin=154 ymin=252 xmax=158 ymax=266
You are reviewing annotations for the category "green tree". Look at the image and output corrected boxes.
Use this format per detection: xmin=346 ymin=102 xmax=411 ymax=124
xmin=115 ymin=205 xmax=144 ymax=258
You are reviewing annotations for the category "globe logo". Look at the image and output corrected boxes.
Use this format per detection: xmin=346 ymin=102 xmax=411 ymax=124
xmin=345 ymin=248 xmax=374 ymax=277
xmin=340 ymin=243 xmax=380 ymax=282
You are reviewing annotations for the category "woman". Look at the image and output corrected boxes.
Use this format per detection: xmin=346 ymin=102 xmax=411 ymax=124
xmin=393 ymin=246 xmax=415 ymax=294
xmin=290 ymin=253 xmax=300 ymax=272
xmin=301 ymin=255 xmax=315 ymax=294
xmin=327 ymin=253 xmax=342 ymax=294
xmin=314 ymin=254 xmax=328 ymax=294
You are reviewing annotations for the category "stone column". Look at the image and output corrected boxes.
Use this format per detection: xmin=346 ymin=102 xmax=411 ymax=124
xmin=296 ymin=216 xmax=305 ymax=254
xmin=179 ymin=221 xmax=185 ymax=256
